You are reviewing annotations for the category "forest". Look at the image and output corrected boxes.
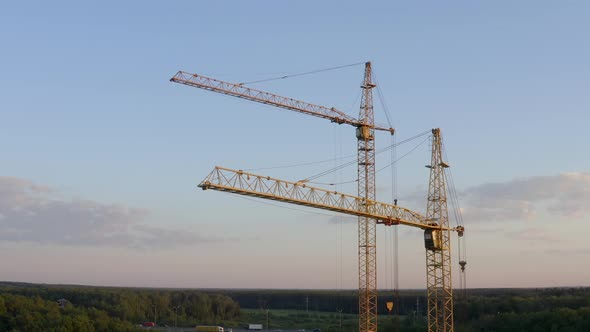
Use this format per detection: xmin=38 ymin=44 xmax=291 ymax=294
xmin=1 ymin=282 xmax=590 ymax=331
xmin=0 ymin=282 xmax=240 ymax=331
xmin=222 ymin=287 xmax=590 ymax=331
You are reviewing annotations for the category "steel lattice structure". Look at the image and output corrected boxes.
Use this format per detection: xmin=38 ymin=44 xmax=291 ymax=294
xmin=426 ymin=129 xmax=454 ymax=332
xmin=198 ymin=166 xmax=455 ymax=232
xmin=172 ymin=64 xmax=464 ymax=332
xmin=170 ymin=70 xmax=393 ymax=132
xmin=357 ymin=63 xmax=378 ymax=332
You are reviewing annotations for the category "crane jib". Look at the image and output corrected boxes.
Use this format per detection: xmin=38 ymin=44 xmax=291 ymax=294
xmin=170 ymin=71 xmax=394 ymax=134
xmin=198 ymin=166 xmax=458 ymax=233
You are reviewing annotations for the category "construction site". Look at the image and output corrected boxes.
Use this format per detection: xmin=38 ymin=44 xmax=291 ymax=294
xmin=170 ymin=62 xmax=468 ymax=332
xmin=3 ymin=2 xmax=589 ymax=332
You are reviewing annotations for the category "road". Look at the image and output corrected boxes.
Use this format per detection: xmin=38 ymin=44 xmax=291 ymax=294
xmin=150 ymin=328 xmax=310 ymax=332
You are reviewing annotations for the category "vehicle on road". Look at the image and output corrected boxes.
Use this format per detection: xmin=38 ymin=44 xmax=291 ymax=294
xmin=196 ymin=325 xmax=224 ymax=332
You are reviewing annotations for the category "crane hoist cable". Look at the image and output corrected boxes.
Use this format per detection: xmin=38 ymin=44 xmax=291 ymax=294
xmin=374 ymin=73 xmax=400 ymax=315
xmin=375 ymin=136 xmax=430 ymax=174
xmin=333 ymin=123 xmax=345 ymax=303
xmin=442 ymin=143 xmax=465 ymax=228
xmin=245 ymin=129 xmax=431 ymax=173
xmin=389 ymin=136 xmax=400 ymax=317
xmin=238 ymin=61 xmax=366 ymax=86
xmin=302 ymin=130 xmax=431 ymax=181
xmin=442 ymin=144 xmax=468 ymax=300
xmin=307 ymin=134 xmax=430 ymax=186
xmin=244 ymin=157 xmax=356 ymax=172
xmin=373 ymin=73 xmax=394 ymax=130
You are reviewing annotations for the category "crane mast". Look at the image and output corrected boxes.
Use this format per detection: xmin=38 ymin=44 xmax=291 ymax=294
xmin=357 ymin=63 xmax=378 ymax=332
xmin=426 ymin=128 xmax=454 ymax=332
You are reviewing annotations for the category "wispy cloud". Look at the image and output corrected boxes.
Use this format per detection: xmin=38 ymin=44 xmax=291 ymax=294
xmin=396 ymin=172 xmax=590 ymax=223
xmin=0 ymin=176 xmax=210 ymax=249
xmin=461 ymin=172 xmax=590 ymax=222
xmin=505 ymin=227 xmax=562 ymax=242
xmin=543 ymin=248 xmax=590 ymax=256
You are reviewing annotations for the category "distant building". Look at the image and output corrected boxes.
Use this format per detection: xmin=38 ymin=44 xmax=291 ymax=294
xmin=56 ymin=298 xmax=68 ymax=309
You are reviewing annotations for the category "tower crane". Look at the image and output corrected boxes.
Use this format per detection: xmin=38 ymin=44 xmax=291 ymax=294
xmin=171 ymin=63 xmax=464 ymax=332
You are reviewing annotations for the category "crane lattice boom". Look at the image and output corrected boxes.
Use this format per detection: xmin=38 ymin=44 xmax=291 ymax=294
xmin=199 ymin=166 xmax=457 ymax=232
xmin=170 ymin=70 xmax=394 ymax=133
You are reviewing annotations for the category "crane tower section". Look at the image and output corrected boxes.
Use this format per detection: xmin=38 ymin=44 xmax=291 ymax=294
xmin=425 ymin=128 xmax=454 ymax=332
xmin=357 ymin=62 xmax=378 ymax=332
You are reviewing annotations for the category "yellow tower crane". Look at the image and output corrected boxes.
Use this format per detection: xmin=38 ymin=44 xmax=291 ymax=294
xmin=170 ymin=63 xmax=464 ymax=332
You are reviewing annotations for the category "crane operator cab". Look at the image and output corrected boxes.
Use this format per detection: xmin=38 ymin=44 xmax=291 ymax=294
xmin=356 ymin=125 xmax=374 ymax=141
xmin=424 ymin=225 xmax=442 ymax=251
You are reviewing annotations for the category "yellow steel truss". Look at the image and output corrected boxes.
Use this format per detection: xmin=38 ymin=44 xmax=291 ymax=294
xmin=172 ymin=63 xmax=463 ymax=331
xmin=426 ymin=129 xmax=454 ymax=332
xmin=199 ymin=166 xmax=455 ymax=232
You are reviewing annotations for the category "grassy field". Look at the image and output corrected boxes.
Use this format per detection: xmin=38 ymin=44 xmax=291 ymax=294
xmin=235 ymin=308 xmax=407 ymax=332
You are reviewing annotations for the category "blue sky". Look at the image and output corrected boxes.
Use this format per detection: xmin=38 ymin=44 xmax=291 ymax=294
xmin=1 ymin=1 xmax=589 ymax=289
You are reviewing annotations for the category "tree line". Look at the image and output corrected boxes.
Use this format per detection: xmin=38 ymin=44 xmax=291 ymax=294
xmin=218 ymin=287 xmax=590 ymax=331
xmin=0 ymin=282 xmax=240 ymax=332
xmin=2 ymin=282 xmax=590 ymax=331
